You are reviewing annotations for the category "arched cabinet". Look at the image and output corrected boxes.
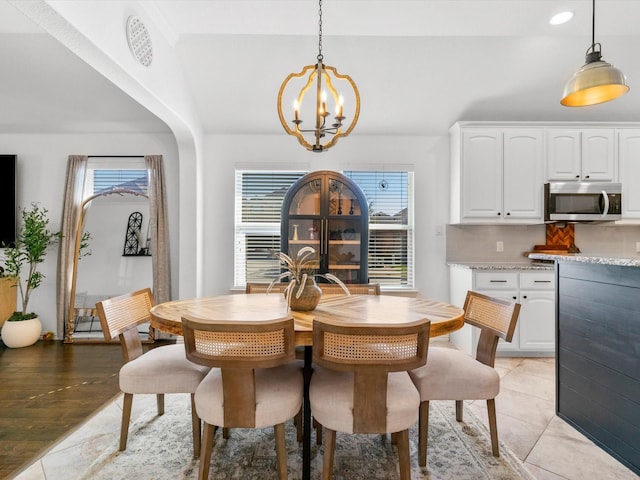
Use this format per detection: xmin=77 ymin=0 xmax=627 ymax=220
xmin=281 ymin=171 xmax=369 ymax=284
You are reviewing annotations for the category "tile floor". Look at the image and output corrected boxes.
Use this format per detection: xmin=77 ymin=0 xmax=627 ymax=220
xmin=10 ymin=344 xmax=640 ymax=480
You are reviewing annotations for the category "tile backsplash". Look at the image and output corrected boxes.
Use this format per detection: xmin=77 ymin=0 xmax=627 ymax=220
xmin=446 ymin=223 xmax=640 ymax=262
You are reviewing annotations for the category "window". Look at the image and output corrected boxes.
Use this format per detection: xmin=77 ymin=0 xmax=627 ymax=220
xmin=234 ymin=171 xmax=306 ymax=287
xmin=344 ymin=171 xmax=414 ymax=289
xmin=234 ymin=169 xmax=414 ymax=290
xmin=84 ymin=157 xmax=148 ymax=197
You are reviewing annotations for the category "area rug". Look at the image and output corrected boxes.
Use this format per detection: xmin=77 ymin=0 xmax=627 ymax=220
xmin=74 ymin=395 xmax=533 ymax=480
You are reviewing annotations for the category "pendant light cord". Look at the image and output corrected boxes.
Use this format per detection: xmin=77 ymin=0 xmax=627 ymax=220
xmin=591 ymin=0 xmax=595 ymax=50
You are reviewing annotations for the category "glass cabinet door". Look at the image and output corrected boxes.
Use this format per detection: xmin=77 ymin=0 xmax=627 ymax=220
xmin=281 ymin=171 xmax=369 ymax=284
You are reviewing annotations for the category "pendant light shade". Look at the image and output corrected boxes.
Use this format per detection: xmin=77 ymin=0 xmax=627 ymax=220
xmin=561 ymin=48 xmax=629 ymax=106
xmin=560 ymin=0 xmax=629 ymax=107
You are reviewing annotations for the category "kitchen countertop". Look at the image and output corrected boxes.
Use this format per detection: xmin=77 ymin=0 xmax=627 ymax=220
xmin=528 ymin=253 xmax=640 ymax=268
xmin=447 ymin=261 xmax=554 ymax=271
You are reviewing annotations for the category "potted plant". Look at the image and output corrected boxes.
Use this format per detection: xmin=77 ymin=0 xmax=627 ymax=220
xmin=268 ymin=246 xmax=349 ymax=311
xmin=1 ymin=203 xmax=62 ymax=348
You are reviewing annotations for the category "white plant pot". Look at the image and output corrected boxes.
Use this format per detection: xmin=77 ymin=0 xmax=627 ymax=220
xmin=1 ymin=317 xmax=42 ymax=348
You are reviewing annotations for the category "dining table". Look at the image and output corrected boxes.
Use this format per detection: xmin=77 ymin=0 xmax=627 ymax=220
xmin=150 ymin=292 xmax=464 ymax=480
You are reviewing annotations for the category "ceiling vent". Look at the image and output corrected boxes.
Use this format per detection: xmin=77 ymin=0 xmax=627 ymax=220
xmin=126 ymin=16 xmax=153 ymax=67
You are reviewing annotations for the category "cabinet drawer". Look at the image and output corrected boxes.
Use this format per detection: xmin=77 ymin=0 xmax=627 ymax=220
xmin=475 ymin=272 xmax=518 ymax=290
xmin=520 ymin=272 xmax=555 ymax=289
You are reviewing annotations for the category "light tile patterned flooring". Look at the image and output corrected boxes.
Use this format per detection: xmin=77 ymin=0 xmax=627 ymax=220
xmin=11 ymin=339 xmax=640 ymax=480
xmin=472 ymin=355 xmax=638 ymax=479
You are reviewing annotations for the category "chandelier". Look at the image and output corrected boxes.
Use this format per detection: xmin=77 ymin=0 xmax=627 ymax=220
xmin=277 ymin=0 xmax=360 ymax=152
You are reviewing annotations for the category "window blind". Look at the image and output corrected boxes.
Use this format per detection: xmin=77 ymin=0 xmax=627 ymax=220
xmin=345 ymin=171 xmax=414 ymax=288
xmin=234 ymin=171 xmax=306 ymax=286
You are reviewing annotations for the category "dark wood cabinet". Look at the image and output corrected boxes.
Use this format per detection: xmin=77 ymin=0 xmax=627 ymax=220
xmin=281 ymin=171 xmax=368 ymax=284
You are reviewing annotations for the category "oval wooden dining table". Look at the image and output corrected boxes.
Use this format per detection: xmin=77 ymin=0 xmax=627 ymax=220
xmin=150 ymin=293 xmax=464 ymax=480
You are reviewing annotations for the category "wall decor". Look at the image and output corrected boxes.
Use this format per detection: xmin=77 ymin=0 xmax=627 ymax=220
xmin=123 ymin=211 xmax=144 ymax=256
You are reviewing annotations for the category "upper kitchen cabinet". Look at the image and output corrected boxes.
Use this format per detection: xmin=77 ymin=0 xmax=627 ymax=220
xmin=450 ymin=124 xmax=544 ymax=224
xmin=618 ymin=129 xmax=640 ymax=220
xmin=545 ymin=128 xmax=616 ymax=182
xmin=281 ymin=170 xmax=369 ymax=284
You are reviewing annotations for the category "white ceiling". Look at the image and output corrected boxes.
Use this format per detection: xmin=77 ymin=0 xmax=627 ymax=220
xmin=1 ymin=0 xmax=640 ymax=137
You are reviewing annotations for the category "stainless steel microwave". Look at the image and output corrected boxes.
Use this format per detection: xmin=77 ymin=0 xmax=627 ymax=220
xmin=544 ymin=182 xmax=622 ymax=222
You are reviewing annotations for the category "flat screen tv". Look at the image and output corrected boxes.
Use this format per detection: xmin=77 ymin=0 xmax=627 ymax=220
xmin=0 ymin=155 xmax=17 ymax=247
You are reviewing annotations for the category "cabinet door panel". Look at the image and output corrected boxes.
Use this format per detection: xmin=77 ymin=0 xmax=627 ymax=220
xmin=581 ymin=129 xmax=615 ymax=181
xmin=519 ymin=290 xmax=555 ymax=352
xmin=461 ymin=130 xmax=503 ymax=219
xmin=503 ymin=130 xmax=544 ymax=219
xmin=546 ymin=130 xmax=581 ymax=181
xmin=619 ymin=130 xmax=640 ymax=219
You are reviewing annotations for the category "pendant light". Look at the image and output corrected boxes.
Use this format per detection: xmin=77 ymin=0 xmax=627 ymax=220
xmin=277 ymin=0 xmax=360 ymax=152
xmin=561 ymin=0 xmax=629 ymax=106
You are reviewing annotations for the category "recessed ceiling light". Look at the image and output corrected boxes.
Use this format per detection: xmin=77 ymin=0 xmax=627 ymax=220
xmin=550 ymin=11 xmax=574 ymax=25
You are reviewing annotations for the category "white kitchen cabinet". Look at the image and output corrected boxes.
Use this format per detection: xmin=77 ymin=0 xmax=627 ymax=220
xmin=451 ymin=125 xmax=544 ymax=224
xmin=618 ymin=129 xmax=640 ymax=219
xmin=546 ymin=128 xmax=616 ymax=182
xmin=449 ymin=266 xmax=555 ymax=356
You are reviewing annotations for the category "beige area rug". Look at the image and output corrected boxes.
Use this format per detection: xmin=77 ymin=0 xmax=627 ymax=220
xmin=60 ymin=394 xmax=535 ymax=480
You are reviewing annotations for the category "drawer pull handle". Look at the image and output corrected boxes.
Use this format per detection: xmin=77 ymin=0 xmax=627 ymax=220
xmin=489 ymin=280 xmax=507 ymax=283
xmin=534 ymin=280 xmax=551 ymax=283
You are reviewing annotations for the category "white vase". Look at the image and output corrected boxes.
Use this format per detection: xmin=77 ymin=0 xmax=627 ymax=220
xmin=1 ymin=317 xmax=42 ymax=348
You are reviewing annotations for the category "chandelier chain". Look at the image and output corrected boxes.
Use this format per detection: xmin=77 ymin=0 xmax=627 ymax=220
xmin=317 ymin=0 xmax=323 ymax=62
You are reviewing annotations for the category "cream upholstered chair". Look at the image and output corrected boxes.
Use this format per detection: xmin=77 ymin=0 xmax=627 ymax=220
xmin=181 ymin=315 xmax=303 ymax=480
xmin=310 ymin=318 xmax=431 ymax=480
xmin=96 ymin=288 xmax=210 ymax=456
xmin=409 ymin=291 xmax=521 ymax=465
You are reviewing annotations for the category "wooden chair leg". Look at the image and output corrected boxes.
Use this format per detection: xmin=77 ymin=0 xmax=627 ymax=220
xmin=418 ymin=400 xmax=429 ymax=467
xmin=455 ymin=400 xmax=463 ymax=421
xmin=190 ymin=393 xmax=201 ymax=458
xmin=322 ymin=428 xmax=336 ymax=480
xmin=487 ymin=398 xmax=500 ymax=457
xmin=397 ymin=429 xmax=411 ymax=480
xmin=119 ymin=393 xmax=134 ymax=451
xmin=294 ymin=409 xmax=303 ymax=442
xmin=222 ymin=427 xmax=230 ymax=439
xmin=313 ymin=418 xmax=323 ymax=445
xmin=157 ymin=393 xmax=165 ymax=415
xmin=199 ymin=422 xmax=216 ymax=480
xmin=274 ymin=423 xmax=288 ymax=480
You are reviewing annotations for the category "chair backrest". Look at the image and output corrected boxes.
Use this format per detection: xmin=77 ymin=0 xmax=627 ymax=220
xmin=181 ymin=315 xmax=296 ymax=427
xmin=245 ymin=282 xmax=289 ymax=294
xmin=463 ymin=291 xmax=521 ymax=367
xmin=312 ymin=318 xmax=430 ymax=433
xmin=318 ymin=283 xmax=381 ymax=295
xmin=95 ymin=288 xmax=154 ymax=362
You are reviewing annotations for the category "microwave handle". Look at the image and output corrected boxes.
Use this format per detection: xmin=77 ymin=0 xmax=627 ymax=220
xmin=601 ymin=190 xmax=610 ymax=216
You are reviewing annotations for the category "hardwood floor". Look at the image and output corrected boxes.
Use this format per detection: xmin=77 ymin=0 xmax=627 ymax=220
xmin=0 ymin=340 xmax=125 ymax=479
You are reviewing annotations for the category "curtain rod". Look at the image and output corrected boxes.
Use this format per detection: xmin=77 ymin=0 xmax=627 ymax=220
xmin=88 ymin=155 xmax=145 ymax=158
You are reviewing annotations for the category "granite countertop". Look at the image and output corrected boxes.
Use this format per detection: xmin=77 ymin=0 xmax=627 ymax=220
xmin=528 ymin=253 xmax=640 ymax=268
xmin=447 ymin=261 xmax=554 ymax=271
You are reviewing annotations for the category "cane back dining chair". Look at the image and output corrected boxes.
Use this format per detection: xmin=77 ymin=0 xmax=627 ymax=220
xmin=310 ymin=318 xmax=431 ymax=480
xmin=409 ymin=290 xmax=521 ymax=465
xmin=181 ymin=315 xmax=303 ymax=480
xmin=318 ymin=283 xmax=381 ymax=295
xmin=96 ymin=288 xmax=210 ymax=456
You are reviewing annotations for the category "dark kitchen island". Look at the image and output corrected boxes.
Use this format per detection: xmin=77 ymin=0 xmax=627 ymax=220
xmin=529 ymin=253 xmax=640 ymax=476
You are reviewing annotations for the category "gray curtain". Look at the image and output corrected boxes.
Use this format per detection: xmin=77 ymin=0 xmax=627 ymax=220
xmin=56 ymin=155 xmax=88 ymax=341
xmin=145 ymin=155 xmax=172 ymax=305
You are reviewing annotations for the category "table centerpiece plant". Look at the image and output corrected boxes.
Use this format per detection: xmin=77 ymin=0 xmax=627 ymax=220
xmin=267 ymin=246 xmax=350 ymax=311
xmin=1 ymin=203 xmax=62 ymax=348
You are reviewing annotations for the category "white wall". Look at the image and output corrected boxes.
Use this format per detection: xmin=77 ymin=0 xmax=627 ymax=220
xmin=0 ymin=133 xmax=179 ymax=337
xmin=202 ymin=133 xmax=451 ymax=302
